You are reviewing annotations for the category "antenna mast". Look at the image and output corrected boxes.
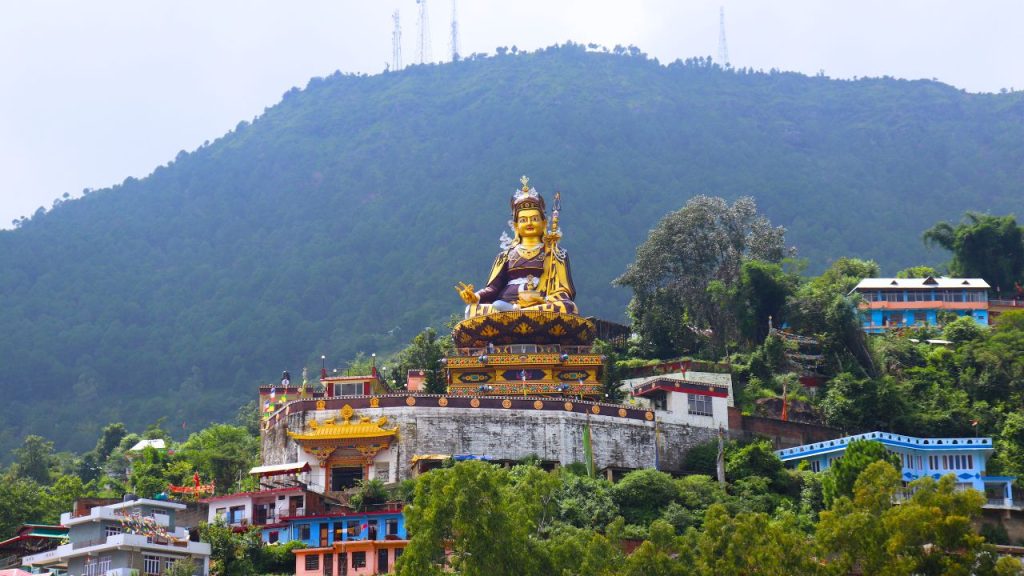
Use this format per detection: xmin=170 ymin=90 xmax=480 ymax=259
xmin=449 ymin=0 xmax=460 ymax=61
xmin=392 ymin=10 xmax=403 ymax=71
xmin=717 ymin=6 xmax=730 ymax=68
xmin=416 ymin=0 xmax=432 ymax=64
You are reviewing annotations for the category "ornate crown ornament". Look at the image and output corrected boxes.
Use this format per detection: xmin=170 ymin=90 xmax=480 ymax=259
xmin=511 ymin=175 xmax=546 ymax=219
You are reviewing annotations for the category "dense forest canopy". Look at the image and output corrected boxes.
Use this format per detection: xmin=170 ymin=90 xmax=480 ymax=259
xmin=2 ymin=43 xmax=1024 ymax=455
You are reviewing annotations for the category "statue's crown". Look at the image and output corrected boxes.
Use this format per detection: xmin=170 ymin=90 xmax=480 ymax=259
xmin=511 ymin=175 xmax=545 ymax=217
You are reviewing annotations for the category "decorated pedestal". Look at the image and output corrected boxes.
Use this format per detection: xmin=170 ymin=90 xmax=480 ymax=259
xmin=446 ymin=310 xmax=604 ymax=398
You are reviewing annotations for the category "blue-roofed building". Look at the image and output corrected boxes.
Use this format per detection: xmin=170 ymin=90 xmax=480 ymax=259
xmin=775 ymin=431 xmax=1019 ymax=511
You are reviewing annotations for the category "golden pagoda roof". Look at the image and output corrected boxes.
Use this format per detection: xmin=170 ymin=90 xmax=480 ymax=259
xmin=288 ymin=404 xmax=397 ymax=442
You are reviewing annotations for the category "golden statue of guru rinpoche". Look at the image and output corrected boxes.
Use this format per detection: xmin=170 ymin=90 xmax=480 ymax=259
xmin=457 ymin=176 xmax=578 ymax=318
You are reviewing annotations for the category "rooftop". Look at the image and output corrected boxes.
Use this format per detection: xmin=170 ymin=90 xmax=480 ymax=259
xmin=776 ymin=431 xmax=993 ymax=462
xmin=851 ymin=276 xmax=990 ymax=292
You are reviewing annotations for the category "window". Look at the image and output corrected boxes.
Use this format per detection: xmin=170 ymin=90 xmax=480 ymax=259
xmin=335 ymin=382 xmax=362 ymax=396
xmin=352 ymin=551 xmax=367 ymax=568
xmin=299 ymin=524 xmax=310 ymax=541
xmin=688 ymin=394 xmax=713 ymax=416
xmin=104 ymin=525 xmax=123 ymax=537
xmin=267 ymin=530 xmax=279 ymax=544
xmin=347 ymin=520 xmax=360 ymax=539
xmin=395 ymin=548 xmax=403 ymax=562
xmin=164 ymin=558 xmax=176 ymax=573
xmin=967 ymin=454 xmax=973 ymax=469
xmin=144 ymin=555 xmax=161 ymax=576
xmin=809 ymin=460 xmax=820 ymax=472
xmin=215 ymin=507 xmax=226 ymax=519
xmin=84 ymin=558 xmax=98 ymax=576
xmin=375 ymin=462 xmax=391 ymax=482
xmin=305 ymin=554 xmax=320 ymax=570
xmin=386 ymin=518 xmax=400 ymax=536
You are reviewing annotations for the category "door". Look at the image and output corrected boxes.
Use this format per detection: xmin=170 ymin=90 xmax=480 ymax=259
xmin=330 ymin=466 xmax=363 ymax=491
xmin=320 ymin=523 xmax=329 ymax=547
xmin=378 ymin=548 xmax=389 ymax=573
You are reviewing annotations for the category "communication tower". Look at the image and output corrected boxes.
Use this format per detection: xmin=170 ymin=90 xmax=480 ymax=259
xmin=449 ymin=0 xmax=460 ymax=61
xmin=717 ymin=6 xmax=730 ymax=68
xmin=392 ymin=10 xmax=403 ymax=71
xmin=417 ymin=0 xmax=432 ymax=64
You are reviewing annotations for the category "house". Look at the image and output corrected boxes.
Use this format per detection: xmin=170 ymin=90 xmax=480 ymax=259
xmin=0 ymin=525 xmax=67 ymax=570
xmin=850 ymin=276 xmax=990 ymax=333
xmin=23 ymin=497 xmax=210 ymax=576
xmin=201 ymin=483 xmax=327 ymax=534
xmin=288 ymin=508 xmax=407 ymax=576
xmin=775 ymin=431 xmax=1018 ymax=511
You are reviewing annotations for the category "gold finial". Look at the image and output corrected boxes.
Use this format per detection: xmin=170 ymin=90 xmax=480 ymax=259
xmin=520 ymin=175 xmax=530 ymax=191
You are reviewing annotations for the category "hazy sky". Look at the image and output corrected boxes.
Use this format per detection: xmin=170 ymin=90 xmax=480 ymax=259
xmin=2 ymin=0 xmax=1021 ymax=228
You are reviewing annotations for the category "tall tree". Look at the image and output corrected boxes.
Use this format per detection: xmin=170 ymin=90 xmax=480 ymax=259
xmin=924 ymin=212 xmax=1024 ymax=291
xmin=820 ymin=439 xmax=900 ymax=507
xmin=615 ymin=196 xmax=788 ymax=357
xmin=397 ymin=461 xmax=545 ymax=576
xmin=14 ymin=435 xmax=55 ymax=485
xmin=393 ymin=327 xmax=452 ymax=394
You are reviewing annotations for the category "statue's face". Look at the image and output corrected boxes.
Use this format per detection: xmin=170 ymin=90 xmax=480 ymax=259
xmin=515 ymin=209 xmax=545 ymax=240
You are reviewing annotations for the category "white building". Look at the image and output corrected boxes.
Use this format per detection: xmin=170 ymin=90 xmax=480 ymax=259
xmin=24 ymin=498 xmax=210 ymax=576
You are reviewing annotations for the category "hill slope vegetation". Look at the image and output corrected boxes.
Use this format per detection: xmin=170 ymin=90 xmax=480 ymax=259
xmin=2 ymin=44 xmax=1023 ymax=453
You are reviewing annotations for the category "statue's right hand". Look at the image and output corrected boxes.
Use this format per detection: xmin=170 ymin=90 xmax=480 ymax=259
xmin=456 ymin=282 xmax=480 ymax=304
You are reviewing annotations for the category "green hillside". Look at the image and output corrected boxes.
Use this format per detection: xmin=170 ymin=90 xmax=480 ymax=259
xmin=2 ymin=44 xmax=1023 ymax=454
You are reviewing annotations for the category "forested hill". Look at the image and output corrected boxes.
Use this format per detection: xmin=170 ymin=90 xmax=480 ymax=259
xmin=2 ymin=44 xmax=1024 ymax=454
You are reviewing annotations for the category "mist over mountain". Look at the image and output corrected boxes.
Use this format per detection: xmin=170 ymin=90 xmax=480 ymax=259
xmin=2 ymin=43 xmax=1023 ymax=454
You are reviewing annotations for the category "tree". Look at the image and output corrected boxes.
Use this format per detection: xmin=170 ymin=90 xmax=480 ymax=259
xmin=398 ymin=461 xmax=544 ymax=576
xmin=924 ymin=212 xmax=1024 ymax=291
xmin=540 ymin=524 xmax=622 ymax=576
xmin=787 ymin=257 xmax=879 ymax=377
xmin=725 ymin=439 xmax=792 ymax=494
xmin=816 ymin=461 xmax=900 ymax=575
xmin=593 ymin=340 xmax=627 ymax=403
xmin=896 ymin=265 xmax=939 ymax=278
xmin=200 ymin=521 xmax=261 ymax=576
xmin=942 ymin=315 xmax=984 ymax=343
xmin=728 ymin=259 xmax=799 ymax=344
xmin=622 ymin=520 xmax=684 ymax=576
xmin=610 ymin=469 xmax=678 ymax=526
xmin=393 ymin=328 xmax=452 ymax=394
xmin=554 ymin=471 xmax=617 ymax=529
xmin=615 ymin=196 xmax=788 ymax=357
xmin=177 ymin=424 xmax=258 ymax=494
xmin=821 ymin=439 xmax=900 ymax=507
xmin=47 ymin=474 xmax=88 ymax=519
xmin=0 ymin=472 xmax=50 ymax=537
xmin=683 ymin=505 xmax=823 ymax=575
xmin=14 ymin=435 xmax=55 ymax=485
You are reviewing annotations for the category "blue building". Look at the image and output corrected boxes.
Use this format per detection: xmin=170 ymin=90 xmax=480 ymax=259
xmin=775 ymin=431 xmax=1017 ymax=510
xmin=850 ymin=277 xmax=990 ymax=333
xmin=261 ymin=508 xmax=406 ymax=547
